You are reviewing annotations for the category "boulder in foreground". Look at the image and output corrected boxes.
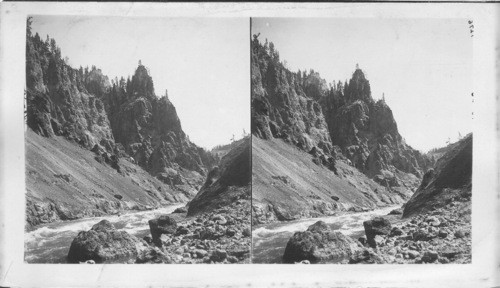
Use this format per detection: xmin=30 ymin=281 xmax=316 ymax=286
xmin=67 ymin=220 xmax=139 ymax=263
xmin=282 ymin=220 xmax=362 ymax=264
xmin=363 ymin=216 xmax=392 ymax=248
xmin=148 ymin=215 xmax=178 ymax=247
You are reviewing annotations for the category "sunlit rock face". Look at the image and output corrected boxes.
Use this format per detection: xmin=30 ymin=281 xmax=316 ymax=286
xmin=250 ymin=37 xmax=433 ymax=224
xmin=251 ymin=38 xmax=333 ymax=155
xmin=251 ymin=36 xmax=432 ymax=206
xmin=26 ymin=32 xmax=115 ymax=150
xmin=321 ymin=68 xmax=432 ymax=180
xmin=188 ymin=137 xmax=250 ymax=216
xmin=25 ymin=31 xmax=218 ymax=229
xmin=104 ymin=64 xmax=217 ymax=177
xmin=26 ymin=31 xmax=217 ymax=178
xmin=403 ymin=134 xmax=472 ymax=218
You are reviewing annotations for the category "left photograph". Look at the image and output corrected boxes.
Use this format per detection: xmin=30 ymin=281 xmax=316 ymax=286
xmin=24 ymin=16 xmax=250 ymax=264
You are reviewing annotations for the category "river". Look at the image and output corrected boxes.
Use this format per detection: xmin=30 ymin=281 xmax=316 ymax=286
xmin=252 ymin=205 xmax=399 ymax=263
xmin=26 ymin=204 xmax=398 ymax=264
xmin=25 ymin=204 xmax=184 ymax=263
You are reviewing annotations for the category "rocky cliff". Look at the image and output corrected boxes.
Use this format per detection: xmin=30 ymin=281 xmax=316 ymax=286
xmin=187 ymin=137 xmax=251 ymax=216
xmin=321 ymin=68 xmax=432 ymax=185
xmin=251 ymin=36 xmax=432 ymax=223
xmin=26 ymin=32 xmax=115 ymax=151
xmin=251 ymin=37 xmax=333 ymax=156
xmin=403 ymin=134 xmax=472 ymax=217
xmin=251 ymin=36 xmax=431 ymax=186
xmin=102 ymin=64 xmax=217 ymax=180
xmin=25 ymin=27 xmax=217 ymax=228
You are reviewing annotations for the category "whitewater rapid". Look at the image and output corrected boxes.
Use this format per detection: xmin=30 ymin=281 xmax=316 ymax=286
xmin=25 ymin=204 xmax=184 ymax=263
xmin=252 ymin=205 xmax=399 ymax=263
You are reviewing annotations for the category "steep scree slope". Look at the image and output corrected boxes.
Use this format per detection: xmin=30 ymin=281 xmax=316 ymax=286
xmin=403 ymin=134 xmax=472 ymax=217
xmin=25 ymin=130 xmax=189 ymax=231
xmin=187 ymin=137 xmax=251 ymax=216
xmin=252 ymin=137 xmax=406 ymax=224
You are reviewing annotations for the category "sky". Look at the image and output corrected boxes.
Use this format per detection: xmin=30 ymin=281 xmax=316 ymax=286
xmin=31 ymin=16 xmax=250 ymax=149
xmin=252 ymin=18 xmax=473 ymax=152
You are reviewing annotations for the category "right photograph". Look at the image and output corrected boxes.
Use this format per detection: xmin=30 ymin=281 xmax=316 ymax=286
xmin=251 ymin=18 xmax=473 ymax=264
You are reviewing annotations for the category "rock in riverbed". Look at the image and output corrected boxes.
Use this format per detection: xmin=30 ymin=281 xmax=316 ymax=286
xmin=363 ymin=216 xmax=391 ymax=248
xmin=355 ymin=198 xmax=471 ymax=264
xmin=282 ymin=220 xmax=363 ymax=264
xmin=145 ymin=199 xmax=251 ymax=264
xmin=173 ymin=207 xmax=188 ymax=213
xmin=148 ymin=215 xmax=177 ymax=247
xmin=67 ymin=220 xmax=141 ymax=263
xmin=67 ymin=199 xmax=251 ymax=264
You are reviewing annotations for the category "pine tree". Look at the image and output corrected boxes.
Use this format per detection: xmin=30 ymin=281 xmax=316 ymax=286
xmin=26 ymin=17 xmax=33 ymax=37
xmin=33 ymin=33 xmax=41 ymax=49
xmin=269 ymin=42 xmax=275 ymax=59
xmin=45 ymin=35 xmax=50 ymax=49
xmin=343 ymin=80 xmax=348 ymax=98
xmin=50 ymin=38 xmax=57 ymax=53
xmin=119 ymin=77 xmax=126 ymax=90
xmin=252 ymin=34 xmax=260 ymax=52
xmin=55 ymin=47 xmax=61 ymax=59
xmin=126 ymin=77 xmax=131 ymax=97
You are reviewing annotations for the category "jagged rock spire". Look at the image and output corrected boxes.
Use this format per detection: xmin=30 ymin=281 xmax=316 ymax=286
xmin=345 ymin=67 xmax=372 ymax=103
xmin=130 ymin=63 xmax=155 ymax=99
